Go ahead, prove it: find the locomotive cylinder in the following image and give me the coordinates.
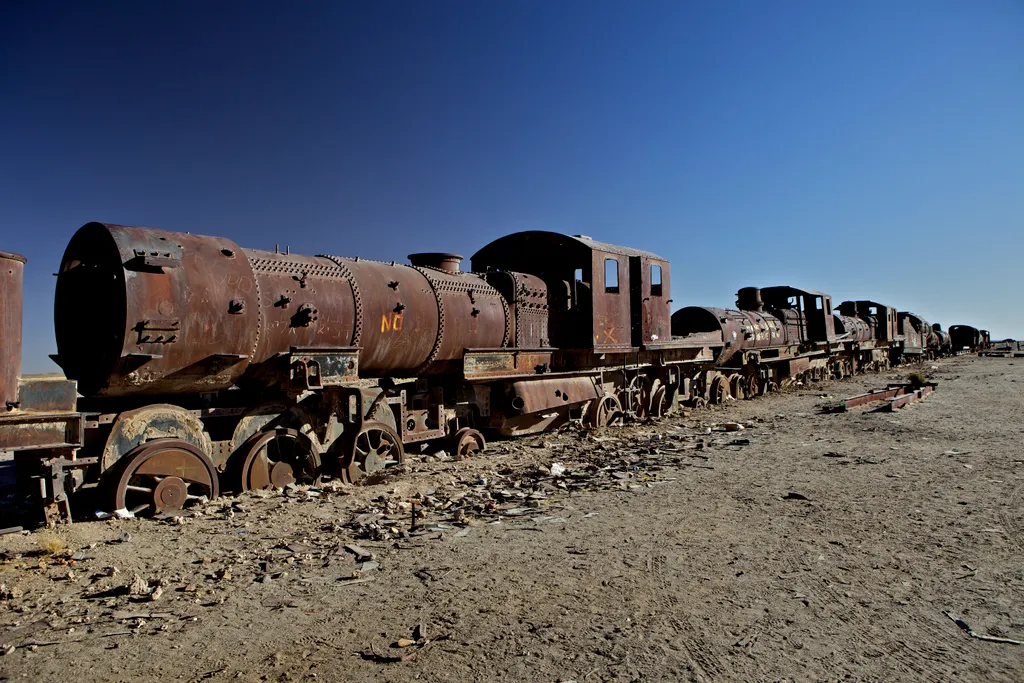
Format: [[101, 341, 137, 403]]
[[54, 223, 509, 396], [1, 250, 26, 410]]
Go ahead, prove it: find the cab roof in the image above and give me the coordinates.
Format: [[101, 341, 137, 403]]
[[471, 230, 666, 272]]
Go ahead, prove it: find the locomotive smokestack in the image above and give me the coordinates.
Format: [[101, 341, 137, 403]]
[[408, 252, 464, 273], [736, 287, 763, 312]]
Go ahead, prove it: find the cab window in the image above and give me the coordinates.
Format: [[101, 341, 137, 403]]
[[604, 258, 619, 294], [650, 264, 662, 296]]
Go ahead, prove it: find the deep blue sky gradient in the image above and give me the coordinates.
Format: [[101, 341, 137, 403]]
[[3, 1, 1022, 372]]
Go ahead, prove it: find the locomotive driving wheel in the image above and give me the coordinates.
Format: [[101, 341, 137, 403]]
[[729, 375, 746, 401], [237, 427, 321, 491], [587, 394, 624, 428], [110, 438, 219, 516], [647, 379, 668, 418], [741, 368, 761, 398], [452, 428, 486, 459], [708, 375, 730, 405], [618, 374, 651, 419], [341, 421, 405, 484]]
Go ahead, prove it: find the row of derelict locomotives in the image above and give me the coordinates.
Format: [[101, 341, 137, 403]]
[[0, 224, 992, 525]]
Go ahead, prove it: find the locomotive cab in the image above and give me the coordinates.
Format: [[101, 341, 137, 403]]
[[471, 231, 671, 351], [757, 286, 837, 343], [838, 300, 899, 342], [897, 312, 929, 352]]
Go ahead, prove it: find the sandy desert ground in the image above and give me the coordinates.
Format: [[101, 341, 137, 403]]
[[0, 354, 1022, 682]]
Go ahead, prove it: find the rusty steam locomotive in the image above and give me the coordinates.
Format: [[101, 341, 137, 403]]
[[0, 223, 989, 524]]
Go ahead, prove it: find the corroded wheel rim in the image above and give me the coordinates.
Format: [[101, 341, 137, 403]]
[[619, 374, 650, 419], [709, 375, 730, 405], [341, 421, 404, 484], [452, 428, 486, 459], [111, 438, 219, 516], [588, 394, 624, 428], [649, 384, 668, 418], [238, 428, 321, 491], [729, 375, 746, 401], [745, 373, 761, 398]]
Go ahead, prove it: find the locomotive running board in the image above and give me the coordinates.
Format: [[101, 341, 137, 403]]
[[823, 382, 937, 413]]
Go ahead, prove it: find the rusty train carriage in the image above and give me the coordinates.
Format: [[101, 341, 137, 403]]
[[0, 224, 978, 525], [949, 325, 991, 353]]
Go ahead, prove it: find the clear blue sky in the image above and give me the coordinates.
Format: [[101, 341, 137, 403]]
[[3, 1, 1022, 373]]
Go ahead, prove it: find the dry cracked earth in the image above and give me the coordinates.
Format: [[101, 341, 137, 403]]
[[0, 354, 1022, 682]]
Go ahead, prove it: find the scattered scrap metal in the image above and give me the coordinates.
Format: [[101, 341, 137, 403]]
[[822, 382, 937, 413], [341, 423, 754, 542]]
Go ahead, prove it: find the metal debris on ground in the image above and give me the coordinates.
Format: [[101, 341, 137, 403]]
[[338, 425, 736, 540], [823, 382, 938, 413]]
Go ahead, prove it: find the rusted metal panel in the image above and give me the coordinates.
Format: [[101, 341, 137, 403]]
[[787, 357, 811, 376], [244, 250, 358, 382], [16, 376, 78, 412], [630, 256, 671, 348], [1, 250, 26, 410], [0, 412, 84, 451], [509, 375, 602, 415], [289, 348, 359, 387], [592, 250, 633, 351], [463, 350, 554, 380]]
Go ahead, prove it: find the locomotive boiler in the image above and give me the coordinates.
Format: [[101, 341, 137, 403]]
[[54, 222, 508, 396]]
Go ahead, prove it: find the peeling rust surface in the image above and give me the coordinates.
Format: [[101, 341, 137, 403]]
[[0, 412, 83, 451], [1, 251, 25, 410], [101, 404, 212, 472], [509, 375, 602, 415]]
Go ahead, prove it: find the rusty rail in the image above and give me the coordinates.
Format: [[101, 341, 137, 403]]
[[883, 384, 935, 411], [824, 383, 937, 413]]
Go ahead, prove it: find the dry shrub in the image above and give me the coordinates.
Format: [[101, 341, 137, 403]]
[[906, 372, 927, 387], [37, 532, 65, 557]]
